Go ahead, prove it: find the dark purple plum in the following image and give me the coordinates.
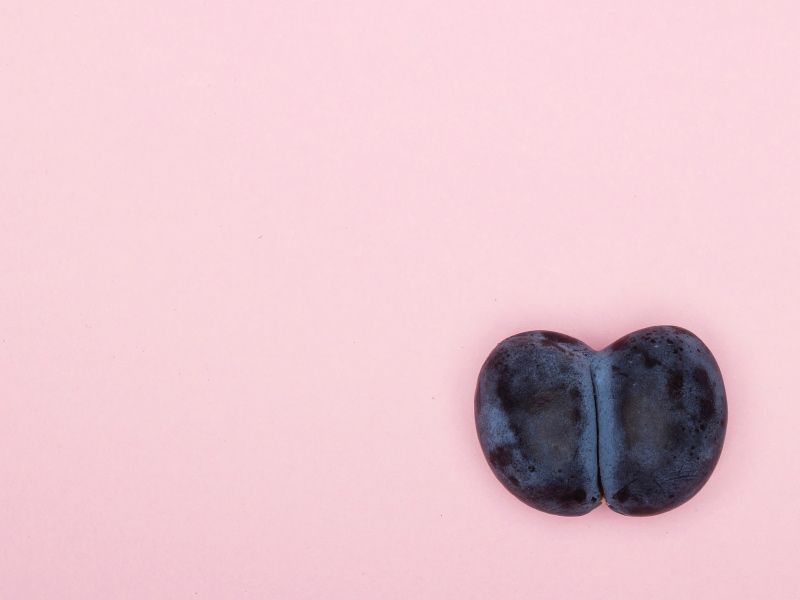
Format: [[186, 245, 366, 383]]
[[475, 326, 726, 517], [474, 331, 601, 516], [593, 326, 727, 516]]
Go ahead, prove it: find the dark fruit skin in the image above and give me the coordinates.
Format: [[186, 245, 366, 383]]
[[594, 326, 727, 516], [475, 326, 726, 517], [474, 331, 601, 516]]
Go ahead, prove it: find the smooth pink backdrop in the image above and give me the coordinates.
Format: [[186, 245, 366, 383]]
[[2, 2, 799, 598]]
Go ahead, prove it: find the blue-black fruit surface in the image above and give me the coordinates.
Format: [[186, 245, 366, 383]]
[[593, 326, 727, 516], [475, 331, 601, 516]]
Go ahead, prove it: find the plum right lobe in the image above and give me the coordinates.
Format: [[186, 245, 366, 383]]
[[594, 326, 727, 516]]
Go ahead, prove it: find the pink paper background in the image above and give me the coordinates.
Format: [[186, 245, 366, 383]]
[[2, 2, 799, 598]]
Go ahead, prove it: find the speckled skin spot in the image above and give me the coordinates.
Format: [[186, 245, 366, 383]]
[[475, 326, 726, 517]]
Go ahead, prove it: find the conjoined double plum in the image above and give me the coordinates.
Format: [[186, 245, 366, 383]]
[[474, 326, 726, 516]]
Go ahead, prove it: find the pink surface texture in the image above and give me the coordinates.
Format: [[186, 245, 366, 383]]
[[2, 2, 800, 598]]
